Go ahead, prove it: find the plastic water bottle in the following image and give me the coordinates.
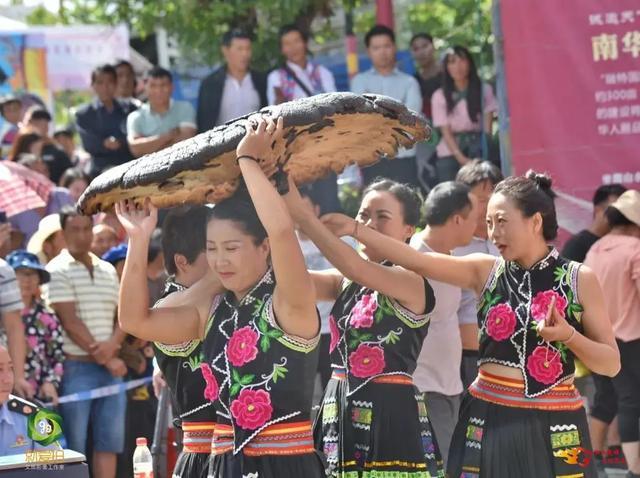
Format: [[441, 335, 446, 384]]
[[133, 437, 154, 478]]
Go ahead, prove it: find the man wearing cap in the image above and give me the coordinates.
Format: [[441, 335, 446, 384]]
[[0, 342, 62, 455], [584, 189, 640, 477], [6, 250, 64, 404], [27, 214, 66, 265], [23, 106, 73, 184], [0, 94, 22, 158]]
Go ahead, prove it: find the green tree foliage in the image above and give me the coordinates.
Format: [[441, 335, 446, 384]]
[[405, 0, 494, 77], [26, 0, 493, 73], [28, 0, 345, 69]]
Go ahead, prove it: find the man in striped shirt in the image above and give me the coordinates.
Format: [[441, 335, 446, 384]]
[[43, 206, 126, 478], [0, 256, 32, 398]]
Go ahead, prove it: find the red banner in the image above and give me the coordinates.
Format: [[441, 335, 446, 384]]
[[501, 0, 640, 236]]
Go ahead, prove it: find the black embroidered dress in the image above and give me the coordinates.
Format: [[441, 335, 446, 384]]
[[317, 273, 444, 478], [201, 269, 325, 478], [153, 279, 215, 478], [447, 248, 597, 477]]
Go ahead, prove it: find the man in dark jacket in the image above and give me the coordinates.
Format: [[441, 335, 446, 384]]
[[197, 29, 267, 133], [75, 64, 137, 177]]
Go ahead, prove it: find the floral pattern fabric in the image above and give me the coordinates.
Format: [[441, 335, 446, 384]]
[[478, 248, 584, 397], [201, 269, 319, 453], [20, 300, 64, 395], [318, 273, 444, 478], [152, 279, 213, 423], [330, 278, 433, 395]]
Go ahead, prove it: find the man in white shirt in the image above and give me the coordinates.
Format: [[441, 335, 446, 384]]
[[411, 181, 477, 465], [267, 24, 336, 105], [452, 160, 503, 389], [351, 24, 423, 188], [267, 24, 340, 215]]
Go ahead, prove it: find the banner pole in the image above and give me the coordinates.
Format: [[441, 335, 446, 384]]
[[492, 0, 513, 176]]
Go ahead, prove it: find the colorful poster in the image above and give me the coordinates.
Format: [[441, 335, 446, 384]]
[[34, 24, 130, 91], [500, 1, 640, 236], [0, 33, 48, 99], [0, 32, 49, 150]]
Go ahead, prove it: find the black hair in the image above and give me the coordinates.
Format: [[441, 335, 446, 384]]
[[362, 178, 422, 226], [91, 64, 117, 84], [410, 32, 434, 46], [161, 205, 209, 275], [493, 170, 558, 241], [114, 59, 134, 73], [222, 29, 252, 47], [365, 24, 396, 48], [59, 205, 83, 230], [146, 66, 172, 82], [208, 192, 267, 246], [59, 168, 89, 189], [279, 24, 308, 44], [442, 45, 482, 122], [456, 159, 503, 188], [27, 107, 52, 122], [423, 181, 472, 226], [7, 132, 43, 162], [604, 206, 635, 227], [592, 183, 627, 207]]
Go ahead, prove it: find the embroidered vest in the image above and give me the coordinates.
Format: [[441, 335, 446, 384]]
[[329, 273, 435, 396], [478, 248, 584, 397], [201, 269, 319, 453], [153, 279, 212, 423], [278, 62, 325, 101]]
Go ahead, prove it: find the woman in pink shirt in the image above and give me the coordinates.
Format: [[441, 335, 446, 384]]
[[584, 190, 640, 477], [431, 46, 498, 183]]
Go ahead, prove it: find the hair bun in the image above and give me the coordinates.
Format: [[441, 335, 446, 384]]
[[524, 169, 555, 198]]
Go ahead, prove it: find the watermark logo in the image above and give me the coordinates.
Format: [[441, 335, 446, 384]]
[[27, 409, 64, 446], [554, 447, 626, 468], [554, 447, 592, 467]]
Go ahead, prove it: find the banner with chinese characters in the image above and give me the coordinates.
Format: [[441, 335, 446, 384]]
[[500, 0, 640, 236], [36, 24, 130, 91]]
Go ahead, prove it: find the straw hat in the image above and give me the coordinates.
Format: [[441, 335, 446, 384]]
[[609, 189, 640, 227], [27, 214, 62, 263]]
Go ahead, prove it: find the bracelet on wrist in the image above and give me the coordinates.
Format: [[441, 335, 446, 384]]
[[562, 326, 577, 345], [236, 155, 260, 164]]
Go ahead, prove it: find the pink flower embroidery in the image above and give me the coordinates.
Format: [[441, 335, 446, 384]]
[[526, 346, 563, 385], [230, 389, 273, 430], [40, 313, 57, 330], [329, 315, 340, 353], [485, 303, 517, 341], [348, 344, 385, 378], [226, 326, 259, 367], [53, 363, 63, 376], [200, 363, 219, 402], [349, 294, 377, 329], [26, 335, 38, 350], [530, 290, 567, 322]]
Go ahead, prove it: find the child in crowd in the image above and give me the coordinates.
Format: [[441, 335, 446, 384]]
[[6, 250, 64, 404]]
